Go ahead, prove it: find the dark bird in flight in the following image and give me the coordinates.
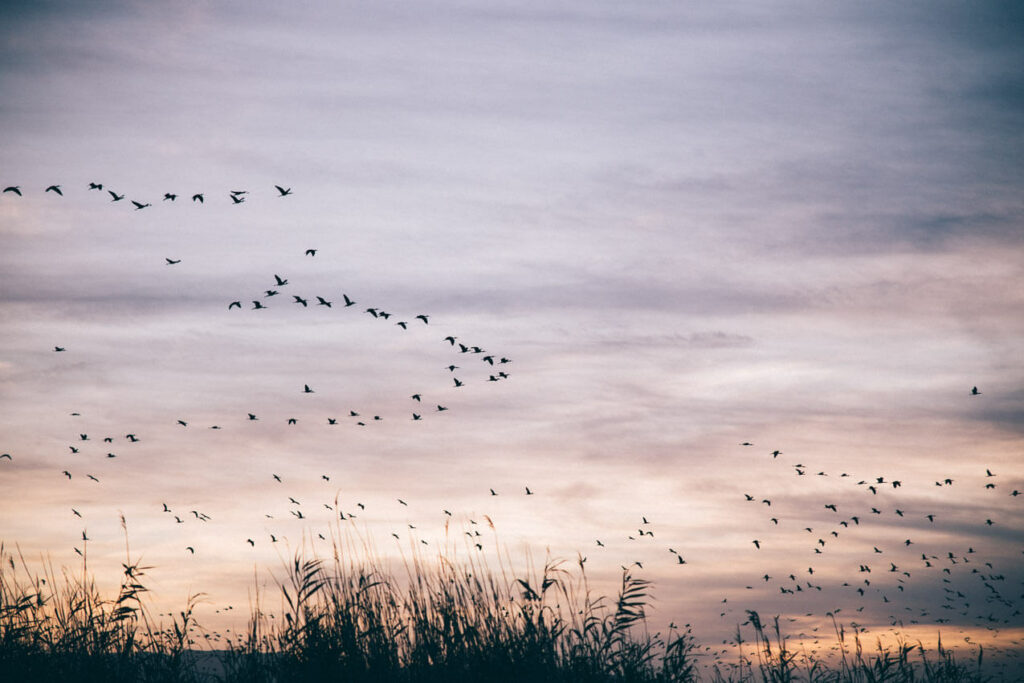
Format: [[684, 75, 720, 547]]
[[230, 193, 245, 204], [436, 405, 448, 412], [525, 486, 533, 495], [252, 301, 266, 309], [752, 540, 760, 549], [446, 365, 459, 372], [342, 294, 356, 307], [265, 290, 278, 297], [398, 499, 408, 506], [54, 346, 65, 352], [275, 185, 292, 196], [416, 315, 429, 324], [303, 384, 314, 393], [365, 308, 379, 317], [163, 193, 177, 201], [109, 191, 125, 202], [740, 442, 753, 446], [293, 295, 308, 307], [162, 503, 171, 512], [986, 469, 995, 477], [87, 474, 99, 482], [305, 249, 316, 256], [72, 508, 81, 517], [247, 539, 255, 546], [230, 190, 248, 196], [396, 321, 407, 329], [274, 274, 288, 286], [411, 394, 421, 401], [412, 413, 421, 420], [288, 418, 297, 424], [247, 413, 258, 420], [88, 182, 103, 190], [186, 547, 195, 554], [316, 296, 332, 307], [3, 186, 22, 195], [490, 488, 498, 496], [166, 258, 181, 265], [444, 336, 457, 345], [0, 453, 10, 460], [192, 193, 204, 203], [63, 470, 71, 479], [132, 201, 151, 210], [328, 418, 337, 425], [273, 474, 281, 482], [46, 185, 63, 195], [971, 386, 980, 396], [177, 420, 187, 427], [228, 301, 241, 309], [453, 378, 464, 387]]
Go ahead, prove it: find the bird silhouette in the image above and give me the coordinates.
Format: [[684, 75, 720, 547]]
[[166, 258, 181, 265], [342, 294, 356, 307], [3, 186, 22, 196], [54, 346, 65, 352], [192, 193, 204, 203], [228, 301, 241, 309], [88, 182, 102, 190], [316, 296, 332, 307], [971, 386, 981, 395], [252, 301, 266, 309], [108, 191, 125, 202], [293, 295, 308, 307], [132, 201, 151, 210], [45, 185, 63, 196], [229, 193, 245, 204], [274, 274, 288, 286], [305, 249, 316, 256], [275, 185, 293, 196], [416, 315, 429, 324], [303, 384, 314, 393], [163, 193, 177, 201]]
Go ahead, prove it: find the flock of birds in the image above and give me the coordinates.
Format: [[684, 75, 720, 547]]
[[2, 181, 1021, 675], [2, 182, 292, 209]]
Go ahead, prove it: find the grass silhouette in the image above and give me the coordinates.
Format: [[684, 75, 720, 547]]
[[0, 522, 997, 682]]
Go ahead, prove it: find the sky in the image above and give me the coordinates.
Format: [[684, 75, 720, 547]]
[[1, 0, 1023, 673]]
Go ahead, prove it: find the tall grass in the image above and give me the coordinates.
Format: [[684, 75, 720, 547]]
[[0, 525, 1005, 682]]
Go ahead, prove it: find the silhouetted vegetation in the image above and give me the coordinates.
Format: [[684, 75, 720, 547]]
[[0, 533, 999, 682]]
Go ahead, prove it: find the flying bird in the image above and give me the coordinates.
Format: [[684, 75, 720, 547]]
[[166, 258, 181, 265], [163, 193, 177, 201], [192, 193, 204, 203], [252, 301, 266, 309], [230, 193, 245, 204], [228, 301, 241, 309], [45, 185, 63, 195], [303, 384, 314, 393], [342, 294, 356, 307], [316, 296, 332, 307], [416, 315, 429, 324], [305, 249, 317, 256], [971, 386, 981, 396], [3, 186, 22, 196], [275, 185, 292, 196], [274, 274, 288, 286], [108, 191, 125, 202], [54, 346, 65, 352], [132, 201, 151, 210], [293, 295, 308, 307], [88, 182, 103, 190]]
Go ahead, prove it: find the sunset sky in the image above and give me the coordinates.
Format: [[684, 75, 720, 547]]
[[1, 0, 1022, 672]]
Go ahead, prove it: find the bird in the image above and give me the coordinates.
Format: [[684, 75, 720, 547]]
[[412, 414, 421, 420], [971, 386, 981, 396], [247, 413, 258, 420], [342, 294, 356, 307], [132, 201, 151, 210], [436, 405, 448, 412], [3, 186, 22, 195], [490, 488, 498, 496], [45, 185, 63, 195], [62, 470, 72, 479], [0, 453, 10, 460], [396, 321, 407, 329], [177, 419, 188, 427], [525, 486, 533, 495], [108, 191, 125, 202], [316, 296, 332, 307], [288, 418, 297, 425], [273, 474, 281, 482], [305, 249, 316, 256], [163, 193, 177, 201], [293, 295, 308, 307], [54, 346, 65, 352], [252, 301, 266, 309], [228, 301, 241, 309], [752, 540, 761, 549], [275, 185, 292, 196], [165, 258, 181, 265], [230, 193, 245, 204], [71, 508, 81, 517], [365, 308, 379, 317], [274, 274, 288, 286], [303, 384, 314, 394], [398, 499, 408, 506], [186, 547, 195, 554], [416, 315, 429, 324], [88, 182, 103, 190], [247, 539, 255, 546], [411, 394, 421, 401], [453, 378, 464, 387], [192, 193, 204, 203]]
